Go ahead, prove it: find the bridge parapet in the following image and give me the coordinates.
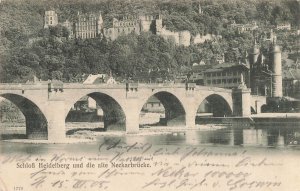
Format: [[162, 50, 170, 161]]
[[194, 85, 232, 93], [0, 83, 48, 90], [63, 83, 126, 89]]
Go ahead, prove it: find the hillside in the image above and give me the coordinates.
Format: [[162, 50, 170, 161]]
[[0, 0, 299, 82]]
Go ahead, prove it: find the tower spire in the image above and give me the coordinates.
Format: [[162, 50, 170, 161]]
[[198, 2, 203, 14]]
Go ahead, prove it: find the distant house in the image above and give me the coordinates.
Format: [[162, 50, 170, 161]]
[[229, 21, 258, 33], [276, 23, 291, 30], [142, 96, 164, 113], [83, 74, 106, 84], [203, 62, 250, 89], [82, 74, 118, 85]]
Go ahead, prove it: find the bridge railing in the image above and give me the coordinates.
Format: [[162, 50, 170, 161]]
[[0, 83, 48, 90], [0, 82, 233, 93]]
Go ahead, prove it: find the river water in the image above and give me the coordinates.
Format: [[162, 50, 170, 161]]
[[1, 123, 300, 155], [1, 122, 300, 191]]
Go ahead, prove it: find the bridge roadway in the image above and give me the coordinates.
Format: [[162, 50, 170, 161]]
[[0, 82, 266, 142]]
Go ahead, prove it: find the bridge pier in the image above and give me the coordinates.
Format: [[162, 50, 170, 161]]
[[47, 100, 66, 142], [232, 86, 251, 117], [124, 100, 140, 134], [185, 98, 196, 128], [255, 100, 262, 114], [185, 112, 196, 128]]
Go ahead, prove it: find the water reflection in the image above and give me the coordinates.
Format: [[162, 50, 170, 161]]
[[1, 124, 300, 154]]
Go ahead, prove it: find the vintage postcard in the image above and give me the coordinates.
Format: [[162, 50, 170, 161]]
[[0, 0, 300, 190]]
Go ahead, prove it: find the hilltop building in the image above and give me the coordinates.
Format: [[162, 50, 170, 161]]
[[103, 14, 156, 41], [43, 10, 220, 46], [276, 23, 291, 30], [44, 10, 58, 28], [74, 12, 103, 39], [44, 10, 103, 39], [61, 20, 73, 37], [229, 21, 258, 33], [103, 14, 194, 46]]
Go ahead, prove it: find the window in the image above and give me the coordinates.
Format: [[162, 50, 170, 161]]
[[222, 72, 226, 76], [228, 79, 233, 83], [233, 79, 238, 83], [50, 17, 52, 20], [217, 79, 221, 84], [212, 80, 216, 84], [207, 80, 211, 84], [217, 72, 221, 76], [222, 79, 226, 83], [212, 73, 216, 77]]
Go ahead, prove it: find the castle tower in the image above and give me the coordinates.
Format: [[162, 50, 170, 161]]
[[155, 14, 163, 35], [270, 38, 283, 97], [249, 40, 260, 93], [97, 12, 103, 35], [44, 10, 58, 28]]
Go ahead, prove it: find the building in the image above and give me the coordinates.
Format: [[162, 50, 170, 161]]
[[282, 69, 300, 98], [74, 12, 103, 39], [276, 23, 291, 30], [44, 10, 58, 28], [249, 35, 283, 97], [43, 10, 219, 46], [103, 14, 162, 41], [83, 74, 116, 84], [193, 33, 221, 44], [103, 15, 142, 41], [203, 63, 250, 89], [142, 96, 164, 113], [103, 14, 193, 46], [61, 20, 73, 38], [229, 21, 258, 33], [157, 27, 191, 46], [44, 10, 103, 39]]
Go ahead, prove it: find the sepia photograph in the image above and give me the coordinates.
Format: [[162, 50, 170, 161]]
[[0, 0, 299, 190]]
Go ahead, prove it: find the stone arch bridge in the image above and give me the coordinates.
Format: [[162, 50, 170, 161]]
[[0, 82, 266, 142]]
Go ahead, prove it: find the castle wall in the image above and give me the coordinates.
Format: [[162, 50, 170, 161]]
[[194, 34, 213, 44], [179, 31, 191, 46]]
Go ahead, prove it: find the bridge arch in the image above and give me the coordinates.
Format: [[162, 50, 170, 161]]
[[65, 91, 126, 131], [196, 93, 232, 117], [0, 93, 48, 140], [138, 91, 186, 127]]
